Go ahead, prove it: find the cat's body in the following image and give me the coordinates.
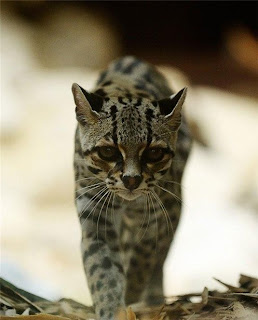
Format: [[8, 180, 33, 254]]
[[72, 56, 191, 320]]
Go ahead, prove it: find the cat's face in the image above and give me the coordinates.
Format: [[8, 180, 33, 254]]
[[72, 84, 186, 201]]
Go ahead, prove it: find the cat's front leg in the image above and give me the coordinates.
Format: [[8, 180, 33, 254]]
[[81, 219, 125, 320]]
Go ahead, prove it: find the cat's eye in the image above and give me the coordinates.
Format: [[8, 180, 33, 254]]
[[97, 146, 120, 161], [144, 148, 165, 162]]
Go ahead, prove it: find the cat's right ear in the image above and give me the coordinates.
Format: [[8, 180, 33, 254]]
[[72, 83, 103, 125]]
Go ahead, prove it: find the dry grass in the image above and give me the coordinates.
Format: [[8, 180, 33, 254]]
[[1, 274, 257, 320]]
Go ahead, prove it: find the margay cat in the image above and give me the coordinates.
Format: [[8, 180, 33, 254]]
[[72, 56, 191, 320]]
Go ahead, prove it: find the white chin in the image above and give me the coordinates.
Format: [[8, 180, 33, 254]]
[[117, 191, 142, 201]]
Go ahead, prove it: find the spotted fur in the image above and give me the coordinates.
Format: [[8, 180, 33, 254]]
[[72, 56, 191, 319]]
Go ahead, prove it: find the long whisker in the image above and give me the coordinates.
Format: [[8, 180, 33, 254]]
[[104, 192, 114, 239], [150, 190, 174, 236], [149, 192, 158, 253], [76, 181, 105, 193], [159, 179, 186, 192], [136, 194, 148, 238], [138, 193, 151, 242], [81, 188, 109, 227], [96, 190, 111, 241], [75, 183, 105, 201], [155, 184, 183, 205], [75, 176, 101, 183], [79, 187, 107, 219]]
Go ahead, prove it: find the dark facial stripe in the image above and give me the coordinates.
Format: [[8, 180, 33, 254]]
[[110, 105, 118, 145], [145, 108, 154, 145], [88, 166, 102, 175]]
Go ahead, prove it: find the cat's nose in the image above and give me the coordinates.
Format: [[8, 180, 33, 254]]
[[122, 175, 143, 191]]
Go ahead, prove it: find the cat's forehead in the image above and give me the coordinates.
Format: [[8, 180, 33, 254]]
[[104, 97, 159, 144]]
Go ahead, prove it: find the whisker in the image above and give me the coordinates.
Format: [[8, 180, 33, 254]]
[[159, 179, 186, 192], [75, 183, 105, 201], [105, 192, 114, 240], [76, 181, 105, 193], [79, 187, 107, 219], [75, 176, 101, 183], [150, 190, 174, 236], [96, 190, 111, 241], [136, 194, 148, 238], [138, 193, 151, 242], [155, 184, 183, 206], [81, 188, 109, 227], [149, 192, 158, 253]]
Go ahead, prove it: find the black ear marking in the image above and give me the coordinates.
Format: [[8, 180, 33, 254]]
[[72, 83, 102, 125], [79, 86, 104, 113], [158, 88, 187, 116]]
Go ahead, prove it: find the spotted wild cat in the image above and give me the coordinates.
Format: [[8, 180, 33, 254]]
[[72, 56, 191, 320]]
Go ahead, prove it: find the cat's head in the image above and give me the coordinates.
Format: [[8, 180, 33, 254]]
[[72, 83, 187, 201]]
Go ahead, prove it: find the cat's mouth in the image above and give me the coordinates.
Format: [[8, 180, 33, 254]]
[[111, 188, 148, 201]]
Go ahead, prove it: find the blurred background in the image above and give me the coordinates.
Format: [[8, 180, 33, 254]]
[[1, 1, 258, 306]]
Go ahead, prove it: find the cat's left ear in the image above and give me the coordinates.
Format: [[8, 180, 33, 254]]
[[158, 87, 187, 130], [72, 83, 103, 125]]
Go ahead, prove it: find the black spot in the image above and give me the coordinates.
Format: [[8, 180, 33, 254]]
[[100, 273, 105, 279], [114, 60, 123, 72], [145, 108, 154, 121], [102, 257, 112, 269], [100, 309, 104, 317], [152, 101, 158, 107], [123, 60, 140, 74], [143, 72, 153, 83], [158, 169, 168, 175], [134, 246, 144, 254], [142, 239, 153, 246], [103, 80, 112, 86], [91, 284, 95, 294], [88, 166, 102, 175], [106, 230, 117, 239], [114, 262, 124, 274], [104, 97, 110, 102], [96, 280, 103, 291], [97, 71, 107, 85], [134, 98, 142, 107], [88, 242, 104, 255], [118, 97, 127, 105], [94, 88, 107, 97], [83, 150, 90, 156], [137, 92, 149, 98], [89, 263, 99, 276], [108, 279, 117, 288], [125, 93, 132, 99], [130, 257, 138, 267], [138, 273, 144, 282], [122, 243, 130, 251], [135, 83, 145, 90]]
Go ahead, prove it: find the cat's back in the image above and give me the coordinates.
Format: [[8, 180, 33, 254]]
[[95, 56, 173, 100]]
